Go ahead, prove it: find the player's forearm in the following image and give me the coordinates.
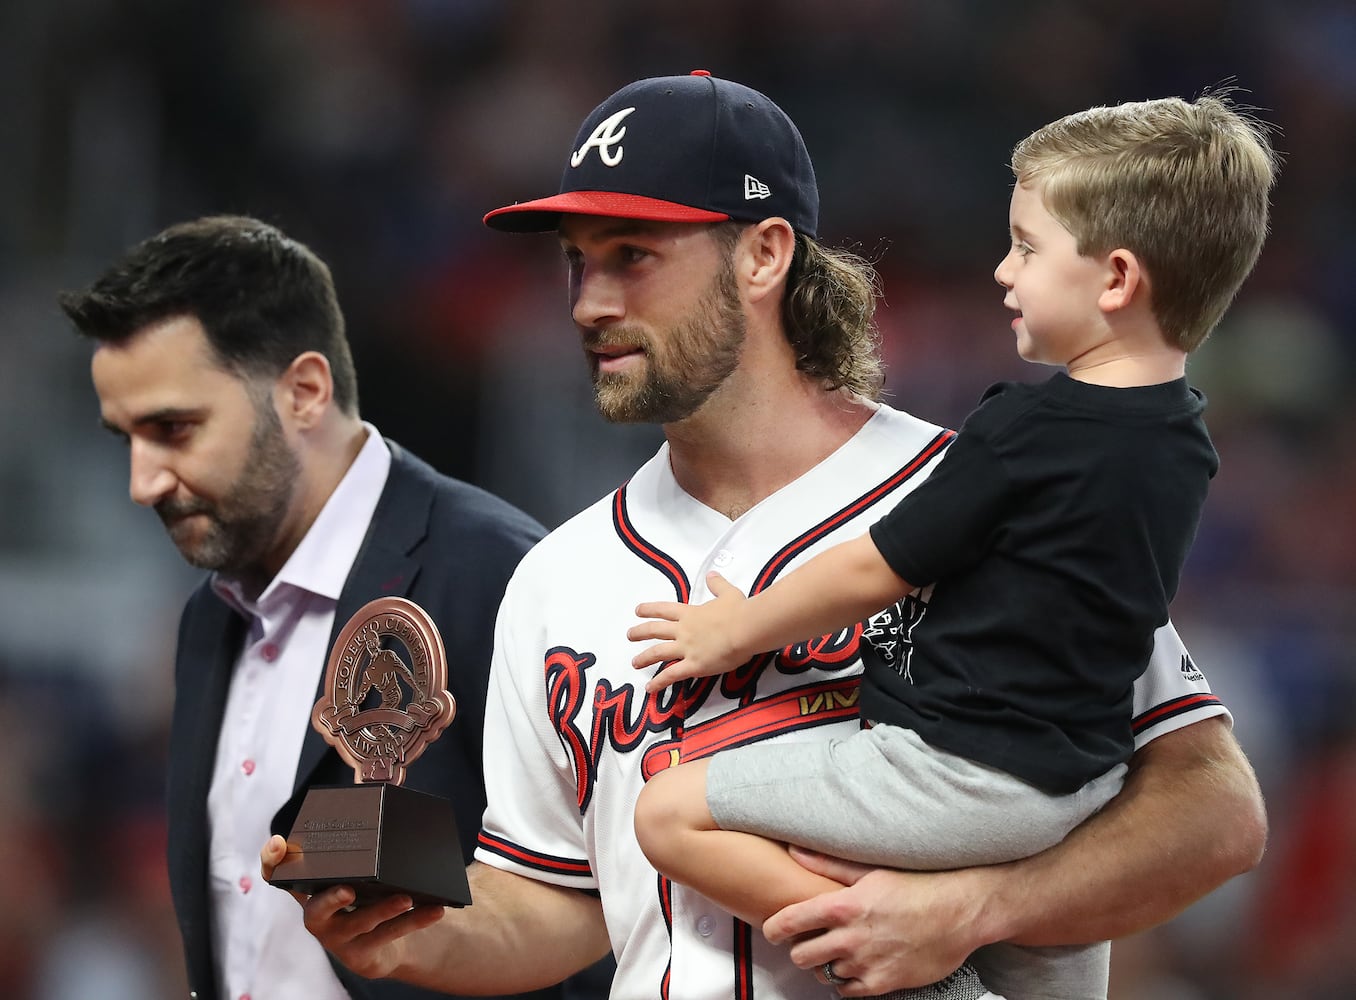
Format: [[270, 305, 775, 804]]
[[740, 535, 908, 657], [392, 862, 612, 992], [969, 716, 1266, 948]]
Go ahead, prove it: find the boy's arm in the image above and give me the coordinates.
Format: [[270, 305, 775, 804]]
[[631, 533, 909, 689], [762, 716, 1265, 991]]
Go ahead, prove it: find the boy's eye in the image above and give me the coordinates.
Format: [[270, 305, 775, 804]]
[[1015, 242, 1034, 257]]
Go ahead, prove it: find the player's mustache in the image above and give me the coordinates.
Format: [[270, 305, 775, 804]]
[[583, 327, 651, 353]]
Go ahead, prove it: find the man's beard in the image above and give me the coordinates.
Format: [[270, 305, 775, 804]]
[[589, 259, 746, 424], [155, 401, 301, 578]]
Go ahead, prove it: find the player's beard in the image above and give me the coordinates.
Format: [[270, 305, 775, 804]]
[[589, 258, 746, 424], [154, 396, 301, 581]]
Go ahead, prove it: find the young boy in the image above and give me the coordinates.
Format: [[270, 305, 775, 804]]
[[628, 93, 1277, 999]]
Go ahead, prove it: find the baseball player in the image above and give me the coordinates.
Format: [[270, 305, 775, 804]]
[[264, 72, 1263, 1000], [625, 93, 1277, 1000]]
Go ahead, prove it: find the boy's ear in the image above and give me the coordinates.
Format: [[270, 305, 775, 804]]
[[1098, 248, 1144, 314]]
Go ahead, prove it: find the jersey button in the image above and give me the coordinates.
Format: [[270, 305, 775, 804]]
[[696, 915, 715, 937], [713, 549, 734, 569]]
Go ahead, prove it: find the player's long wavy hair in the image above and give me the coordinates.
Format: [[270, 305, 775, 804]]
[[713, 223, 885, 401], [784, 235, 886, 400]]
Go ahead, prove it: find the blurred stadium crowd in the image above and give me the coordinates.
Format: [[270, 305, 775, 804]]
[[1, 1, 1352, 997]]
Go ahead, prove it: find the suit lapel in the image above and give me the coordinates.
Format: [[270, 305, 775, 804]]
[[168, 593, 246, 997], [288, 444, 431, 798]]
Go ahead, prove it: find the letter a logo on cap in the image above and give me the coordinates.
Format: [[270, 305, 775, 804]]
[[571, 107, 636, 168]]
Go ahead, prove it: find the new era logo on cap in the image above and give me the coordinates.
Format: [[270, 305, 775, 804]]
[[485, 70, 819, 238]]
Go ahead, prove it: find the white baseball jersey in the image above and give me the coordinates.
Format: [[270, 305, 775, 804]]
[[476, 404, 1229, 1000]]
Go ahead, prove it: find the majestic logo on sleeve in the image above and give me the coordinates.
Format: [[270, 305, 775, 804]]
[[571, 107, 636, 168], [1179, 653, 1204, 682]]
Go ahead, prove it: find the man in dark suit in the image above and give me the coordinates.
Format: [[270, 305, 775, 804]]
[[61, 215, 613, 1000]]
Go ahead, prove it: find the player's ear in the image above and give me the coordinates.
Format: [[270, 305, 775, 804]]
[[1098, 248, 1144, 314], [278, 351, 335, 430], [740, 218, 796, 305]]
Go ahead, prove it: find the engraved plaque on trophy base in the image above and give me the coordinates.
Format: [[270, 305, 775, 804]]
[[269, 782, 472, 907]]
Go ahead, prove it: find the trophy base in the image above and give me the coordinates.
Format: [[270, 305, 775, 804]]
[[266, 783, 472, 907]]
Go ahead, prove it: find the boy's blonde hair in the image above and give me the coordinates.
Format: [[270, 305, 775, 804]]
[[1011, 93, 1279, 352]]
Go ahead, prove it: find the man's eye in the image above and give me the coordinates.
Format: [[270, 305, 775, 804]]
[[620, 246, 649, 263]]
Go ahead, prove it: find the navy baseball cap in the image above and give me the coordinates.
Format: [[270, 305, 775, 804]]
[[484, 71, 819, 239]]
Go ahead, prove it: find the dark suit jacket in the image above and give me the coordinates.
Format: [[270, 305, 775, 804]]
[[166, 440, 613, 1000]]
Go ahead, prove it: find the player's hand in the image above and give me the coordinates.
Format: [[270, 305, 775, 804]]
[[260, 835, 444, 980], [628, 572, 751, 690], [763, 847, 989, 993]]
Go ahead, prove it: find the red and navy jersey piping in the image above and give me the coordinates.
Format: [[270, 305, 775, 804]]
[[752, 428, 954, 594], [614, 483, 691, 603], [1132, 692, 1222, 735], [476, 831, 592, 878]]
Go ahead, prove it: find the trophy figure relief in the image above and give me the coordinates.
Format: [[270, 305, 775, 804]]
[[314, 603, 455, 785]]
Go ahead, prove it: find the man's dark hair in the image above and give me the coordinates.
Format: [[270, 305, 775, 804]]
[[59, 214, 359, 414]]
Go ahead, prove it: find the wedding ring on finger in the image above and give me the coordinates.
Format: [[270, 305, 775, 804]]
[[823, 962, 848, 986]]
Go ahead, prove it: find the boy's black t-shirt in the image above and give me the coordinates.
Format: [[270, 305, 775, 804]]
[[865, 372, 1218, 793]]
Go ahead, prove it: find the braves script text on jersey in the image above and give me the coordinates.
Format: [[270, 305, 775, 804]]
[[475, 405, 1229, 1000]]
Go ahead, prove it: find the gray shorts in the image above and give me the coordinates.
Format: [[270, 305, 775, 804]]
[[707, 725, 1125, 999], [706, 723, 1125, 870], [705, 727, 1117, 998]]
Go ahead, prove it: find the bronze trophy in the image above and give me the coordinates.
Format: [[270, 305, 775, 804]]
[[266, 596, 473, 906]]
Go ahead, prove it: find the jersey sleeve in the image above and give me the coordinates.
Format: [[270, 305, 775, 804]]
[[474, 567, 598, 890], [869, 424, 1012, 585], [1131, 620, 1231, 749]]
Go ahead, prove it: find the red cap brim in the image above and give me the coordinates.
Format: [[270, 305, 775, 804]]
[[483, 191, 731, 232]]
